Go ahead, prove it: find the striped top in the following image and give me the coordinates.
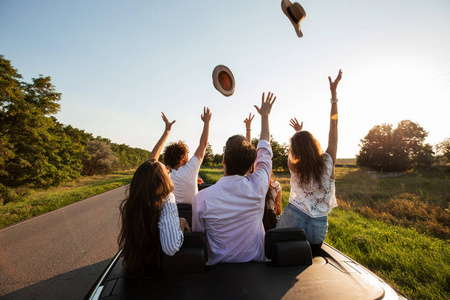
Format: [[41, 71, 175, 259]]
[[158, 193, 184, 256]]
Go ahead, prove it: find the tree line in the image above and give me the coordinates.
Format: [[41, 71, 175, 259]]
[[2, 55, 448, 202], [201, 137, 290, 172], [0, 55, 149, 203], [357, 120, 449, 172]]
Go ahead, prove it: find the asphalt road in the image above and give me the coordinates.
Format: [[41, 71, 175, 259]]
[[0, 185, 128, 300]]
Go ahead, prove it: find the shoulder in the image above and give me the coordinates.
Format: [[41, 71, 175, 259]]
[[165, 193, 176, 204], [322, 152, 333, 164], [321, 153, 334, 173], [184, 156, 201, 171], [162, 193, 177, 212]]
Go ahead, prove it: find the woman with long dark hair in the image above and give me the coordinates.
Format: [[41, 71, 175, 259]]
[[118, 113, 189, 274], [277, 70, 342, 248]]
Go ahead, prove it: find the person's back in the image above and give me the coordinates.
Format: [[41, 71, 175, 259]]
[[164, 142, 201, 205], [193, 93, 276, 265], [277, 70, 342, 247], [164, 107, 212, 205]]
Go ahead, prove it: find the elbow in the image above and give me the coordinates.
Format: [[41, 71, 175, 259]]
[[163, 247, 179, 256], [162, 240, 183, 256]]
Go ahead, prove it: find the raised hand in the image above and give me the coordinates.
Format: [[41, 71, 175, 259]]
[[289, 118, 303, 132], [243, 113, 255, 129], [328, 69, 343, 99], [161, 112, 176, 131], [201, 107, 212, 123], [254, 92, 276, 116]]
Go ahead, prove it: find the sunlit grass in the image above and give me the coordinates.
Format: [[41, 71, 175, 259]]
[[0, 170, 135, 229], [327, 208, 450, 300]]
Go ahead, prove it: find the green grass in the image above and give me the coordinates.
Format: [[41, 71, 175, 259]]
[[327, 208, 450, 300], [198, 166, 224, 184], [0, 171, 134, 229], [335, 168, 450, 240]]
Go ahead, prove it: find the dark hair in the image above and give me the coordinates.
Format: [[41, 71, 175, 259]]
[[263, 172, 277, 231], [289, 131, 326, 188], [163, 141, 189, 169], [118, 159, 174, 274], [224, 135, 257, 176]]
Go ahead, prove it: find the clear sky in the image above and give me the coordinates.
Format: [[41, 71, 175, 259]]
[[1, 0, 449, 158]]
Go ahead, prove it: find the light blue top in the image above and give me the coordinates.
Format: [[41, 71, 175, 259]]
[[158, 193, 184, 256]]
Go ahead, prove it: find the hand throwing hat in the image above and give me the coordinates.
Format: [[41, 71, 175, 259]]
[[212, 65, 235, 97], [281, 0, 306, 38]]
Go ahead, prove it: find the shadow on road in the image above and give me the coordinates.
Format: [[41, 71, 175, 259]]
[[2, 259, 111, 300]]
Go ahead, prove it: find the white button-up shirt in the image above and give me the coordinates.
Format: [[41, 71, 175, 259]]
[[192, 140, 273, 265]]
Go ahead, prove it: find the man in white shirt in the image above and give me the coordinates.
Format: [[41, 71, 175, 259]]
[[163, 107, 212, 205], [192, 93, 276, 265]]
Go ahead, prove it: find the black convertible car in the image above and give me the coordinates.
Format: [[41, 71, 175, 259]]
[[85, 185, 408, 300]]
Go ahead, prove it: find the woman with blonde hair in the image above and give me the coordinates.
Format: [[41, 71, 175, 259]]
[[118, 113, 189, 274], [277, 70, 342, 248]]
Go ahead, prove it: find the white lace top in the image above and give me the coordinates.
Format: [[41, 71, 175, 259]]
[[288, 152, 337, 217]]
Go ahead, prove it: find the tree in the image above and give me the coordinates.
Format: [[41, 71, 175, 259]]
[[213, 154, 223, 166], [251, 136, 289, 171], [83, 140, 119, 175], [201, 143, 214, 166], [0, 56, 64, 188], [357, 120, 434, 172], [435, 138, 450, 165], [110, 143, 149, 169]]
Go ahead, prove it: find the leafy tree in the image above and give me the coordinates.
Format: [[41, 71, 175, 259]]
[[0, 55, 65, 188], [357, 120, 434, 172], [83, 140, 119, 175], [435, 138, 450, 165], [251, 136, 289, 171], [110, 143, 149, 169], [201, 143, 214, 166], [213, 154, 223, 166]]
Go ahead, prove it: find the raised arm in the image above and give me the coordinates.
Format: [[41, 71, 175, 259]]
[[243, 113, 255, 142], [149, 112, 175, 160], [193, 107, 212, 163], [254, 92, 276, 142], [325, 69, 342, 179], [289, 118, 303, 132]]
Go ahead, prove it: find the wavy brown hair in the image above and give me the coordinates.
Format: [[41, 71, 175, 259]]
[[118, 159, 174, 274], [289, 131, 326, 188], [163, 141, 189, 169]]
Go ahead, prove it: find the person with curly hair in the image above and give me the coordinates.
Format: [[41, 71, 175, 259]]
[[163, 107, 212, 205]]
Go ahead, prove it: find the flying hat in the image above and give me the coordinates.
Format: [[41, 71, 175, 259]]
[[212, 65, 235, 97], [281, 0, 306, 38]]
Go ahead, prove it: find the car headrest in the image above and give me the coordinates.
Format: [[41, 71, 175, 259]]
[[161, 232, 207, 275], [265, 227, 312, 266], [177, 204, 193, 228]]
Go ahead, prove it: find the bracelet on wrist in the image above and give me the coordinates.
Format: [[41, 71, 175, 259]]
[[246, 128, 251, 131], [330, 98, 338, 103]]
